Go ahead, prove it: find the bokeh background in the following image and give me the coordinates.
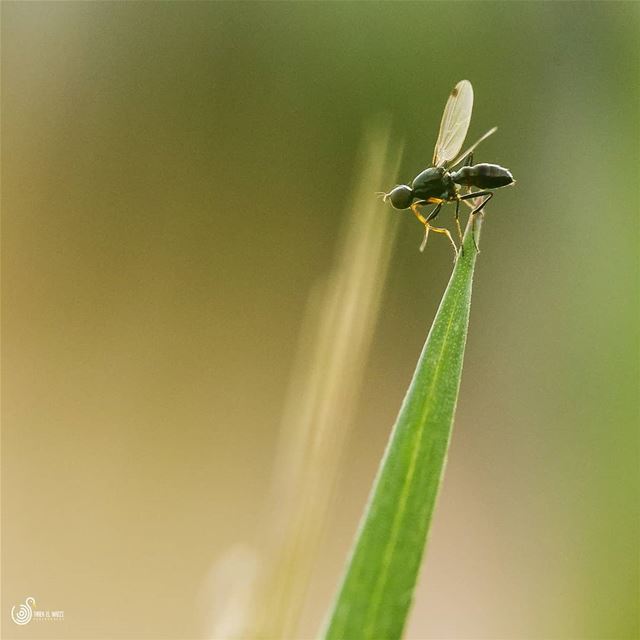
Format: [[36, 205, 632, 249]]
[[2, 2, 638, 639]]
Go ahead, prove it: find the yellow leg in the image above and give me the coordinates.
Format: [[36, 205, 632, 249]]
[[428, 225, 459, 261], [411, 202, 458, 259], [412, 202, 433, 253], [410, 202, 428, 225], [419, 224, 430, 252]]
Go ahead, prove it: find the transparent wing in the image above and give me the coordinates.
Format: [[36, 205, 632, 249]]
[[433, 79, 474, 167], [448, 127, 498, 169]]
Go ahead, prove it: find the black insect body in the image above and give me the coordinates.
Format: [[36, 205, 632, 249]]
[[412, 167, 454, 202], [449, 163, 514, 190], [381, 80, 515, 257]]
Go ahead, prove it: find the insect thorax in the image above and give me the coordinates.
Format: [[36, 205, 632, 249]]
[[411, 167, 454, 201]]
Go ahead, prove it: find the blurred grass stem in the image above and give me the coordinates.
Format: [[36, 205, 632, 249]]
[[254, 123, 402, 639]]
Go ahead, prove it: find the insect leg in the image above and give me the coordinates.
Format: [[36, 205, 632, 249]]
[[471, 193, 493, 252], [421, 202, 444, 253], [454, 198, 464, 248], [415, 201, 457, 259], [454, 154, 476, 250], [413, 201, 457, 258], [419, 224, 430, 252], [426, 202, 443, 222], [468, 191, 493, 216], [413, 202, 448, 255], [410, 200, 429, 225], [426, 225, 459, 261], [458, 190, 493, 253], [459, 189, 493, 211], [411, 201, 432, 252]]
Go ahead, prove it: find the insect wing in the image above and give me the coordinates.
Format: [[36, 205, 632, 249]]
[[433, 80, 474, 167], [448, 127, 498, 169]]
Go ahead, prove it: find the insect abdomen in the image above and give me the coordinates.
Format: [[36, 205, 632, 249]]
[[451, 163, 514, 189]]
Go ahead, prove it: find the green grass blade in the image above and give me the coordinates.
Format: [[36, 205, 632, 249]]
[[322, 218, 482, 640]]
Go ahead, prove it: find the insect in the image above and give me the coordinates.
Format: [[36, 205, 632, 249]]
[[380, 79, 514, 257]]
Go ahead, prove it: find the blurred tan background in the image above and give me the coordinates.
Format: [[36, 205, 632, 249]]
[[2, 2, 638, 639]]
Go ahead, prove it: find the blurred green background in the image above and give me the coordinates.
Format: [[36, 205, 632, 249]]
[[2, 2, 638, 639]]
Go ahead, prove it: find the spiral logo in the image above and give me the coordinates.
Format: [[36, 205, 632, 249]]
[[11, 596, 35, 625]]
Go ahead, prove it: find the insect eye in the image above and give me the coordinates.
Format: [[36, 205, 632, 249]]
[[387, 185, 413, 210]]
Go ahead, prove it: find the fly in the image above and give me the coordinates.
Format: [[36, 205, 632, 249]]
[[380, 80, 515, 258]]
